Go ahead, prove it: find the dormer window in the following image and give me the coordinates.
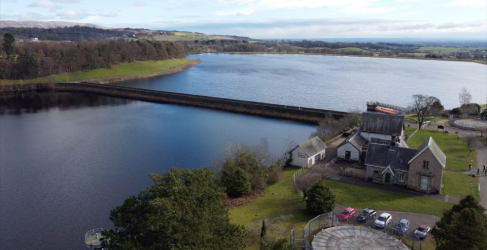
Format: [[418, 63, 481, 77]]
[[423, 160, 429, 169]]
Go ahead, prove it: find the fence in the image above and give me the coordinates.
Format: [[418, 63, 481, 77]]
[[290, 213, 334, 249], [292, 212, 429, 250]]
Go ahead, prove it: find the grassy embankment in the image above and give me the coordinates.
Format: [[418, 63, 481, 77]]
[[407, 129, 478, 198], [230, 167, 453, 249], [403, 115, 448, 125], [417, 46, 486, 53], [0, 58, 197, 85]]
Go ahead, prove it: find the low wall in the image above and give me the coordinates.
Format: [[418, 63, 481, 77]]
[[449, 118, 482, 131], [53, 82, 347, 124]]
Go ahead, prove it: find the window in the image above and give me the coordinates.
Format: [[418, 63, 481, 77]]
[[373, 170, 379, 178], [423, 160, 429, 169], [298, 152, 306, 158], [398, 173, 405, 182]]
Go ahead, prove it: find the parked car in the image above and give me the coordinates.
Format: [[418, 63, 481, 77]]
[[357, 208, 376, 222], [414, 225, 431, 240], [374, 212, 392, 228], [394, 218, 410, 235], [339, 207, 356, 221]]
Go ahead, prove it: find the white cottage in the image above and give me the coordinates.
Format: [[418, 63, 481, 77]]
[[359, 112, 406, 146], [337, 132, 367, 162], [289, 136, 327, 168]]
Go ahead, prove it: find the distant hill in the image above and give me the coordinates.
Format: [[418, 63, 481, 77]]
[[0, 20, 108, 29]]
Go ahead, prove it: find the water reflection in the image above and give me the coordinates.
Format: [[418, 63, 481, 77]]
[[0, 90, 133, 115]]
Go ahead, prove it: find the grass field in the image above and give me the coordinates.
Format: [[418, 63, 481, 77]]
[[442, 171, 478, 198], [417, 46, 485, 53], [404, 115, 448, 124], [323, 180, 453, 217], [405, 127, 417, 139], [140, 31, 235, 42], [0, 59, 194, 85], [230, 167, 454, 248]]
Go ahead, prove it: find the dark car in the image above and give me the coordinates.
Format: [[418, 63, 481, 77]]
[[394, 218, 410, 235], [414, 225, 431, 240], [339, 207, 356, 221], [357, 208, 376, 222]]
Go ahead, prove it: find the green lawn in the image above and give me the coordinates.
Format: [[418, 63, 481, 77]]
[[442, 171, 478, 198], [407, 129, 476, 171], [230, 167, 454, 248], [404, 127, 417, 140], [323, 180, 453, 217], [404, 115, 448, 124], [0, 59, 194, 85]]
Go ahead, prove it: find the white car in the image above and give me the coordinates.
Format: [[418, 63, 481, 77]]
[[374, 212, 392, 228]]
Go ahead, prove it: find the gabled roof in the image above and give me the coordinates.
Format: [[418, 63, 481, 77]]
[[291, 136, 327, 157], [365, 144, 418, 170], [408, 137, 447, 168], [337, 133, 367, 151], [359, 112, 405, 136]]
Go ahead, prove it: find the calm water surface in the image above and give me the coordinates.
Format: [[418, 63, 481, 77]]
[[119, 54, 487, 111], [0, 92, 315, 249], [1, 54, 486, 249]]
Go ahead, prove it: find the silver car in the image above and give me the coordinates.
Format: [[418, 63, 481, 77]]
[[374, 212, 391, 228]]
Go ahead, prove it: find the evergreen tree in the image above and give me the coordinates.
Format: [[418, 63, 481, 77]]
[[104, 168, 247, 250], [226, 167, 251, 196], [431, 195, 487, 250], [305, 180, 335, 215], [16, 53, 39, 79], [2, 33, 15, 59]]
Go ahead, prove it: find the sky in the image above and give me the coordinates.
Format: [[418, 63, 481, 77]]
[[0, 0, 486, 39]]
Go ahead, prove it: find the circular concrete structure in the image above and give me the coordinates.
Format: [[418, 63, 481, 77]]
[[312, 226, 408, 250]]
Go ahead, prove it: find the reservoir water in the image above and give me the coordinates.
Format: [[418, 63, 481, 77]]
[[119, 54, 487, 111], [0, 54, 485, 249]]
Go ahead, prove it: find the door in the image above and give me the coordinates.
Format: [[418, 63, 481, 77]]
[[420, 176, 428, 190], [385, 173, 391, 184], [345, 151, 351, 160], [308, 159, 312, 168]]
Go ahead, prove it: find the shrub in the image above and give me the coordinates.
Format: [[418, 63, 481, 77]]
[[305, 180, 336, 215], [450, 107, 462, 115], [225, 167, 251, 197]]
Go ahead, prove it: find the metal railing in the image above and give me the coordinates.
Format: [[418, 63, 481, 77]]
[[290, 213, 334, 249]]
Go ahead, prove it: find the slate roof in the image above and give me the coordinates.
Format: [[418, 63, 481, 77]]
[[409, 137, 447, 168], [293, 136, 327, 157], [365, 144, 418, 171], [337, 133, 367, 151], [359, 112, 405, 136]]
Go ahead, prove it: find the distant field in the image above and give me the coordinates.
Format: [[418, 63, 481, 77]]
[[417, 46, 486, 53], [140, 31, 235, 42]]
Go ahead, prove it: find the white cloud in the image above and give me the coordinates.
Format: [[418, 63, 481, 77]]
[[134, 1, 148, 7], [101, 12, 117, 18], [237, 11, 252, 17], [57, 10, 89, 19], [53, 0, 80, 2], [214, 0, 381, 16], [447, 0, 486, 7], [29, 0, 58, 8]]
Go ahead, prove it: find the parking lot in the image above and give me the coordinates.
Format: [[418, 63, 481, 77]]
[[333, 204, 439, 241]]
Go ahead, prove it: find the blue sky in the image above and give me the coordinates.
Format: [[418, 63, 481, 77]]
[[1, 0, 486, 39]]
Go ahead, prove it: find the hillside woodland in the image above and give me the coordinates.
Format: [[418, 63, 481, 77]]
[[0, 34, 187, 80]]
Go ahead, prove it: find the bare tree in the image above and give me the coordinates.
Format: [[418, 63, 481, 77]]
[[455, 131, 459, 139], [463, 135, 475, 156], [310, 116, 340, 141], [480, 127, 487, 138], [296, 174, 320, 201], [459, 88, 472, 114], [410, 94, 439, 130]]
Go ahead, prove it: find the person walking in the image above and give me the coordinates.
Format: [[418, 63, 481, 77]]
[[477, 168, 480, 175]]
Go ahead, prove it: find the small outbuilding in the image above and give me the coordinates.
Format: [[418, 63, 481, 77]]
[[289, 136, 327, 168], [337, 132, 367, 162]]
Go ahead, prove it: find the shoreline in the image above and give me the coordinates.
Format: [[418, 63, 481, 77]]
[[0, 59, 202, 86], [89, 59, 201, 84], [192, 52, 487, 65]]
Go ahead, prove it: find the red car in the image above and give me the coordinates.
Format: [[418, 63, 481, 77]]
[[339, 207, 356, 221]]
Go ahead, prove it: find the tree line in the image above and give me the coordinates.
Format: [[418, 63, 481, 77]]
[[0, 33, 188, 80]]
